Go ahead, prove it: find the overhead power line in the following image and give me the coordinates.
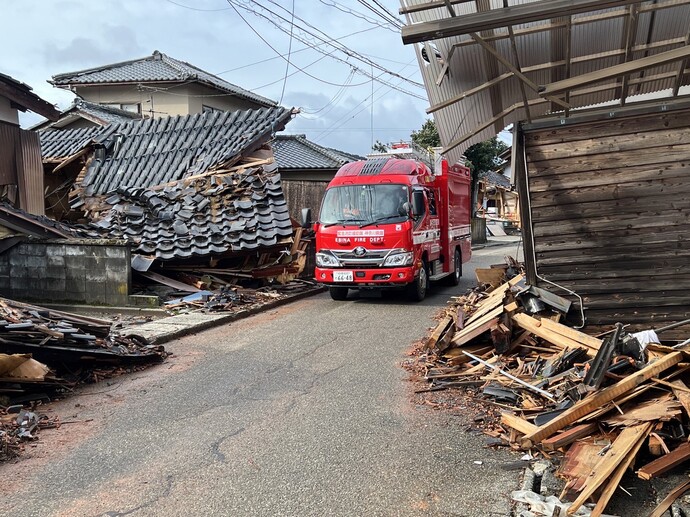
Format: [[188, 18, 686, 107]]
[[226, 0, 426, 100], [317, 0, 400, 33]]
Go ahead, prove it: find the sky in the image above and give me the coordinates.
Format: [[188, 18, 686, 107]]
[[1, 0, 442, 157]]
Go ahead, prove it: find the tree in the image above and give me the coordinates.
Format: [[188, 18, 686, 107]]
[[464, 137, 509, 175], [371, 140, 388, 153], [410, 119, 440, 149]]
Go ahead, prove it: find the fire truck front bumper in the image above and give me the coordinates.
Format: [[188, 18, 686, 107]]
[[315, 266, 416, 287]]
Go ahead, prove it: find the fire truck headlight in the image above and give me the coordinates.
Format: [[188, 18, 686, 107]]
[[383, 251, 414, 267], [316, 252, 339, 267]]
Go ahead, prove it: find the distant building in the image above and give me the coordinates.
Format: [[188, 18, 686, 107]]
[[48, 50, 276, 122], [272, 134, 363, 219], [32, 98, 141, 131]]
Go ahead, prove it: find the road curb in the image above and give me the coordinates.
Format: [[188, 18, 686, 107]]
[[127, 286, 327, 345]]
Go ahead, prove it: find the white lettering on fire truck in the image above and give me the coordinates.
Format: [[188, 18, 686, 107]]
[[337, 229, 385, 237], [412, 229, 441, 245]]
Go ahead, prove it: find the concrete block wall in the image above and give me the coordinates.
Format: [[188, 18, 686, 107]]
[[0, 239, 131, 306]]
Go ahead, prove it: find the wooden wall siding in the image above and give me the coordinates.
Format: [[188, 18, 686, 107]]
[[281, 179, 329, 221], [521, 108, 690, 331]]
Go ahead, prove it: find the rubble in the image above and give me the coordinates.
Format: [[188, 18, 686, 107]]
[[413, 261, 690, 516], [0, 405, 59, 461]]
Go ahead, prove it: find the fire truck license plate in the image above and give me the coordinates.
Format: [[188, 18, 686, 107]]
[[333, 271, 353, 282]]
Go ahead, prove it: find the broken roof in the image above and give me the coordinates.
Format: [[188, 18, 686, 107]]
[[40, 125, 102, 162], [0, 73, 60, 121], [79, 106, 294, 196], [39, 106, 295, 190], [34, 99, 141, 131], [273, 134, 364, 169], [479, 169, 511, 189], [401, 0, 690, 163], [0, 202, 90, 239], [50, 50, 277, 108], [90, 163, 293, 261]]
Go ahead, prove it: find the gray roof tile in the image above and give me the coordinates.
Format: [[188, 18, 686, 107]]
[[51, 50, 276, 108], [93, 166, 293, 261], [273, 134, 364, 169]]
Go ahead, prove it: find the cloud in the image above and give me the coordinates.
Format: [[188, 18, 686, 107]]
[[43, 26, 145, 69]]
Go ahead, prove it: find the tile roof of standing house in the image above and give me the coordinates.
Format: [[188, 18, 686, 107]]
[[40, 125, 103, 161], [272, 134, 364, 169], [89, 164, 293, 261], [50, 50, 277, 108]]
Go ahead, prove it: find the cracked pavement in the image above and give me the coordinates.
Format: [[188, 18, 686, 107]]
[[1, 240, 524, 517]]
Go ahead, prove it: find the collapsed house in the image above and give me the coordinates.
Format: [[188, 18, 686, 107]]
[[7, 105, 309, 306]]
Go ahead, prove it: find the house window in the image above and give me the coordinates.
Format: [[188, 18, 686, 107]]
[[104, 102, 141, 114]]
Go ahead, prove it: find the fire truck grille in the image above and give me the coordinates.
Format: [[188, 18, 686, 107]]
[[332, 249, 390, 267]]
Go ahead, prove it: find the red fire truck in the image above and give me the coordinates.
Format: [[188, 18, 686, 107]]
[[301, 155, 472, 301]]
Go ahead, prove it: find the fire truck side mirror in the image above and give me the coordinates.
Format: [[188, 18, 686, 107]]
[[411, 191, 425, 218], [300, 207, 312, 228]]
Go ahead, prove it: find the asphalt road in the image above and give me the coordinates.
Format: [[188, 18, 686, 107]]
[[2, 238, 525, 517]]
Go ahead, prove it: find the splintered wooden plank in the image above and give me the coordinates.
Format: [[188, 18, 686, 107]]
[[522, 352, 683, 448], [539, 317, 603, 351], [511, 313, 599, 355], [590, 423, 651, 517], [451, 306, 503, 346], [567, 422, 654, 516], [426, 314, 454, 349], [638, 442, 690, 480], [501, 412, 539, 436], [603, 394, 682, 427], [670, 379, 690, 417], [542, 423, 598, 451]]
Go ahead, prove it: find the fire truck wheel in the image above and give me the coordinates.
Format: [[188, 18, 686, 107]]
[[407, 260, 428, 301], [444, 249, 462, 286], [329, 286, 349, 301]]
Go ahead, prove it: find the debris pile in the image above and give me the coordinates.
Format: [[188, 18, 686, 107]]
[[0, 298, 167, 368], [0, 406, 59, 461], [418, 267, 690, 516], [164, 279, 317, 314]]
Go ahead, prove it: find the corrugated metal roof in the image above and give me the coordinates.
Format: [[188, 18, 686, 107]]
[[79, 106, 293, 195], [50, 50, 277, 108], [272, 134, 363, 169], [401, 0, 690, 163], [88, 164, 293, 261]]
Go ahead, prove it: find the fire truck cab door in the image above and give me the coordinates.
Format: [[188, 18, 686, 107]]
[[413, 188, 441, 263]]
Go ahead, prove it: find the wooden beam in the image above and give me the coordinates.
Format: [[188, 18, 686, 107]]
[[540, 45, 690, 96], [0, 79, 60, 121], [638, 442, 690, 480], [501, 412, 539, 435], [672, 30, 690, 96], [619, 4, 639, 106], [590, 424, 650, 517], [401, 0, 643, 44], [427, 72, 512, 114], [542, 423, 598, 451], [521, 352, 684, 448], [399, 0, 473, 16], [447, 1, 690, 50], [505, 14, 531, 122]]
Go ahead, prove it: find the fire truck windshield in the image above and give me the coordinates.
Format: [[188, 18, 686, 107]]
[[320, 184, 409, 226]]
